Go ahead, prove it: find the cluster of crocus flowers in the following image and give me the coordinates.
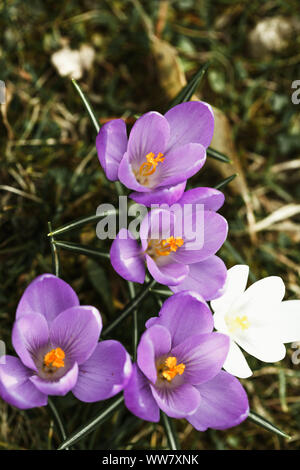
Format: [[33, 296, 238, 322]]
[[0, 274, 132, 409], [124, 292, 249, 430], [96, 101, 214, 205], [212, 265, 300, 378], [110, 187, 228, 300]]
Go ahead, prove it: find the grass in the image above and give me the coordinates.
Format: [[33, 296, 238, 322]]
[[0, 0, 300, 450]]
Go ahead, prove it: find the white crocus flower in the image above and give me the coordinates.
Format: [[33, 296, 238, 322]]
[[211, 265, 300, 378]]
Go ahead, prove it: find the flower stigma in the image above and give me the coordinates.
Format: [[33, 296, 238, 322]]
[[157, 356, 185, 382], [139, 152, 165, 177]]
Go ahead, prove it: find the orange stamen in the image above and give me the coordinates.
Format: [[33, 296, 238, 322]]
[[44, 347, 65, 369], [155, 236, 184, 257], [160, 356, 185, 382], [139, 152, 165, 177]]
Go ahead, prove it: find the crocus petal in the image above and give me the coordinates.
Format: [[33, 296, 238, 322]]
[[145, 254, 189, 286], [12, 313, 49, 371], [0, 356, 47, 409], [118, 152, 151, 192], [170, 256, 227, 301], [16, 274, 79, 324], [96, 119, 127, 181], [276, 300, 300, 343], [211, 265, 249, 314], [140, 208, 176, 252], [222, 340, 253, 379], [30, 362, 78, 396], [150, 383, 201, 419], [237, 327, 286, 363], [50, 306, 102, 365], [124, 364, 160, 422], [172, 211, 228, 264], [147, 291, 213, 347], [127, 111, 170, 165], [155, 143, 206, 188], [187, 371, 249, 431], [177, 187, 225, 212], [72, 341, 132, 402], [130, 181, 186, 207], [164, 101, 214, 152], [137, 325, 172, 383], [110, 229, 146, 284], [171, 332, 229, 385]]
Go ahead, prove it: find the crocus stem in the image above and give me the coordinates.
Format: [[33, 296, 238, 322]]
[[102, 279, 156, 338], [48, 211, 117, 237], [71, 78, 100, 133], [48, 397, 68, 448], [162, 413, 179, 450], [150, 288, 172, 297], [214, 174, 237, 190], [248, 411, 290, 439], [48, 222, 60, 277], [53, 240, 110, 260], [58, 396, 124, 450]]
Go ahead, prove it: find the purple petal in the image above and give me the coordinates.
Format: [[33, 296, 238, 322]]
[[170, 256, 227, 301], [137, 325, 172, 383], [140, 208, 176, 252], [148, 291, 213, 347], [124, 364, 160, 422], [16, 274, 79, 324], [145, 254, 189, 286], [118, 152, 151, 192], [127, 111, 170, 164], [172, 210, 228, 264], [187, 371, 249, 431], [12, 313, 49, 371], [50, 306, 102, 365], [30, 362, 78, 396], [155, 143, 206, 188], [150, 383, 201, 419], [165, 101, 214, 152], [130, 181, 186, 207], [171, 332, 230, 385], [0, 356, 47, 409], [110, 229, 146, 284], [177, 187, 225, 212], [72, 341, 132, 402], [96, 119, 128, 181]]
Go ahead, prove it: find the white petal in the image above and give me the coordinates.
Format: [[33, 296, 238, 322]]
[[237, 327, 286, 362], [222, 340, 252, 378], [276, 300, 300, 343], [211, 265, 249, 314]]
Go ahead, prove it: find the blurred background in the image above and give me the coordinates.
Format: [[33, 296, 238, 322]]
[[0, 0, 300, 450]]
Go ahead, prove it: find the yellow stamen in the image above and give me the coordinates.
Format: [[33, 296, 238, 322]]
[[44, 347, 65, 369], [154, 236, 184, 257], [227, 315, 250, 334], [139, 152, 165, 177], [158, 356, 185, 382]]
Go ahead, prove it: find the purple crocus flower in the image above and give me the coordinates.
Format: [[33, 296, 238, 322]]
[[124, 292, 249, 430], [0, 274, 132, 409], [110, 187, 228, 300], [96, 101, 214, 205]]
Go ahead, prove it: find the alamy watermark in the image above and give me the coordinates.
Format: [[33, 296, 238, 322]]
[[291, 80, 300, 105], [0, 340, 6, 364], [95, 197, 205, 250]]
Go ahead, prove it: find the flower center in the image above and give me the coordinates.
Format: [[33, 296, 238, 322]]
[[139, 152, 165, 177], [147, 236, 184, 258], [43, 347, 65, 369], [157, 356, 185, 382], [226, 315, 250, 334]]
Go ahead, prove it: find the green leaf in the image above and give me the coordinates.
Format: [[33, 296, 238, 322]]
[[48, 221, 60, 277], [167, 62, 210, 108], [53, 240, 110, 260], [48, 212, 116, 238], [161, 413, 180, 451], [214, 174, 237, 190], [207, 147, 231, 163], [248, 411, 291, 439], [58, 396, 124, 450], [71, 78, 100, 133]]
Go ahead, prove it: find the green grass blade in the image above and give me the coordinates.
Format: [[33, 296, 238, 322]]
[[168, 62, 210, 108], [48, 222, 60, 277], [207, 147, 231, 163], [214, 174, 237, 190], [53, 240, 110, 259], [248, 411, 291, 440], [48, 211, 117, 237], [161, 413, 180, 450], [71, 78, 100, 133]]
